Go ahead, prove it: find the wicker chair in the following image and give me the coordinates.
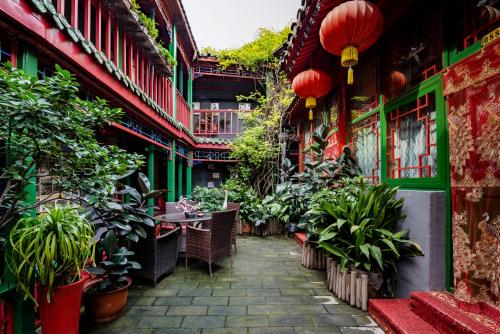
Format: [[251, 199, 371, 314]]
[[227, 202, 241, 254], [185, 209, 237, 277], [134, 225, 181, 285]]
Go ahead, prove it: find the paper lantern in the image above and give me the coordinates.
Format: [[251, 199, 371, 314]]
[[292, 69, 332, 121], [320, 0, 384, 85], [386, 70, 407, 97]]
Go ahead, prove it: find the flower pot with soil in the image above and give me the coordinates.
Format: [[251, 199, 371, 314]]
[[84, 276, 132, 323], [8, 205, 95, 334]]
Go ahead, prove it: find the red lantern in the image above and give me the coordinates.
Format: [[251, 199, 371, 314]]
[[320, 0, 383, 85], [292, 69, 332, 121], [386, 70, 407, 97]]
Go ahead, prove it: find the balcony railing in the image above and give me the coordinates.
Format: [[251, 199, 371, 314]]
[[176, 91, 191, 129], [193, 109, 245, 139]]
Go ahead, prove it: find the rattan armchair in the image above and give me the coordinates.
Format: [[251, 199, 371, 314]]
[[134, 225, 181, 285], [185, 209, 237, 277], [227, 202, 241, 254]]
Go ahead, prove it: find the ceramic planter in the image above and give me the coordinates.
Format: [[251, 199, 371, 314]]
[[38, 272, 88, 334], [84, 276, 132, 323]]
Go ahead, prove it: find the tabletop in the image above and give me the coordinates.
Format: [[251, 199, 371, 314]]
[[156, 213, 212, 224]]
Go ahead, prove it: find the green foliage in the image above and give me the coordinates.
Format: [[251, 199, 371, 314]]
[[130, 0, 177, 66], [0, 64, 143, 229], [201, 27, 291, 69], [130, 0, 159, 40], [192, 186, 225, 212], [87, 172, 166, 292], [315, 180, 424, 295], [230, 125, 279, 168], [8, 205, 95, 304]]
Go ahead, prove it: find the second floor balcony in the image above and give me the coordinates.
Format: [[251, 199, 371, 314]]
[[193, 109, 245, 140]]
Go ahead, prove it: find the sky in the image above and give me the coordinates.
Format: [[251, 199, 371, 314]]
[[182, 0, 301, 50]]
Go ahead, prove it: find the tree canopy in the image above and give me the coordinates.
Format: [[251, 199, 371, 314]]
[[201, 26, 290, 69]]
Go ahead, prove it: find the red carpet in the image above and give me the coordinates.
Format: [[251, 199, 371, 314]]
[[294, 232, 306, 247], [369, 291, 500, 334]]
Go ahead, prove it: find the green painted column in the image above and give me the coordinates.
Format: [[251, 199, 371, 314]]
[[177, 59, 184, 96], [177, 157, 183, 199], [169, 25, 178, 118], [14, 42, 37, 334], [18, 44, 38, 213], [167, 141, 176, 202], [186, 151, 193, 196], [147, 145, 155, 215]]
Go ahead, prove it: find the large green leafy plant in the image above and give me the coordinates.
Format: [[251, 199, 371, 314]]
[[87, 172, 165, 292], [8, 205, 94, 303], [316, 181, 424, 294], [192, 186, 225, 212], [0, 64, 142, 230]]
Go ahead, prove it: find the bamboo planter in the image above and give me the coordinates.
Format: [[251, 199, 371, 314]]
[[300, 241, 327, 270], [325, 257, 370, 311]]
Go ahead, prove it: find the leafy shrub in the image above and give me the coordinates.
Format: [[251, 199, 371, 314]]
[[192, 186, 225, 212]]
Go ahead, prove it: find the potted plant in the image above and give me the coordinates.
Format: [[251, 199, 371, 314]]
[[8, 205, 95, 334], [85, 172, 165, 322], [176, 196, 199, 218]]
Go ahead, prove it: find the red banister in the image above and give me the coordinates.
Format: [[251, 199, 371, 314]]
[[193, 109, 244, 137], [176, 91, 191, 128]]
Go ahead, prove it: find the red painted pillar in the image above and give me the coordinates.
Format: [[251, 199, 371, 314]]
[[95, 4, 102, 51], [57, 0, 64, 14], [113, 20, 120, 66], [71, 0, 78, 28], [83, 0, 91, 39], [122, 34, 127, 73], [337, 76, 348, 156], [105, 12, 112, 59]]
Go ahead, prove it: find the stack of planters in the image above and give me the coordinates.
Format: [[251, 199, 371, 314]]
[[312, 181, 424, 309], [7, 173, 164, 333]]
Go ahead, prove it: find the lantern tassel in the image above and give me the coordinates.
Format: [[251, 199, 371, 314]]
[[309, 109, 314, 121], [347, 67, 354, 85]]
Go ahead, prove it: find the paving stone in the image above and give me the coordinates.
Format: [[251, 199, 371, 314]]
[[262, 281, 295, 288], [269, 315, 313, 327], [212, 288, 247, 297], [153, 297, 193, 306], [192, 296, 229, 305], [125, 306, 168, 316], [202, 329, 248, 334], [166, 305, 208, 316], [323, 304, 366, 315], [286, 304, 327, 315], [133, 297, 157, 306], [136, 316, 183, 329], [280, 288, 315, 296], [312, 314, 357, 327], [339, 327, 386, 334], [249, 327, 294, 334], [294, 327, 342, 334], [177, 288, 213, 296], [153, 330, 200, 334], [265, 296, 303, 305], [351, 315, 379, 327], [226, 315, 269, 328], [231, 281, 263, 289], [247, 304, 288, 315], [300, 295, 341, 305], [246, 288, 281, 297], [181, 316, 226, 328], [198, 282, 231, 289], [142, 289, 179, 297], [229, 296, 266, 305], [207, 305, 247, 316]]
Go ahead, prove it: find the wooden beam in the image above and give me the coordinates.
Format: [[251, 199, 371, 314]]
[[57, 0, 64, 14], [105, 12, 111, 59], [95, 3, 102, 51], [113, 20, 119, 66]]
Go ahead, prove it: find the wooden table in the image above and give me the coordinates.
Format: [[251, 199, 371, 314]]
[[156, 213, 212, 252]]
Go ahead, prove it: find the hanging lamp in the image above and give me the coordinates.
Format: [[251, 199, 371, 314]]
[[319, 0, 383, 85], [292, 69, 332, 121]]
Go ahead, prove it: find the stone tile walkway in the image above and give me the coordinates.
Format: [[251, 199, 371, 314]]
[[83, 236, 384, 334]]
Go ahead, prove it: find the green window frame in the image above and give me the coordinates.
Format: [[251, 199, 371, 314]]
[[380, 74, 447, 189]]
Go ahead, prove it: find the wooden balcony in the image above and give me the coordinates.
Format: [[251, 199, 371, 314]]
[[193, 109, 245, 139]]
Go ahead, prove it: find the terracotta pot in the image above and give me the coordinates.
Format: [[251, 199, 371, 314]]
[[38, 272, 89, 334], [242, 222, 252, 234], [84, 276, 132, 323]]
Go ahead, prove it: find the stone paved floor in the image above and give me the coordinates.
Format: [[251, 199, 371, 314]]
[[82, 236, 384, 334]]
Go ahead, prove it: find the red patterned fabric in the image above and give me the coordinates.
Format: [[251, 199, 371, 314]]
[[444, 40, 500, 308]]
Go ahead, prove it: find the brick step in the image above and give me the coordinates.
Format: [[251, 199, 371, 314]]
[[410, 291, 500, 334], [369, 298, 440, 334]]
